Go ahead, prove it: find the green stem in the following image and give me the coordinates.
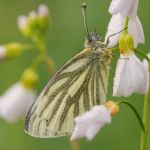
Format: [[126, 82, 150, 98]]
[[135, 49, 150, 63], [117, 101, 145, 132], [36, 38, 56, 75], [124, 17, 129, 32], [140, 62, 150, 150], [30, 55, 44, 70], [22, 43, 35, 51], [70, 140, 80, 150]]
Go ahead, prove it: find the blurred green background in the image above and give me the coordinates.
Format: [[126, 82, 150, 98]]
[[0, 0, 149, 150]]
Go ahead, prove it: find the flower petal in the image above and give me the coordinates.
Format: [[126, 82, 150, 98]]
[[109, 0, 138, 18], [113, 54, 149, 97], [71, 105, 111, 141], [128, 16, 145, 47], [0, 82, 36, 123], [38, 4, 49, 17], [85, 123, 101, 140], [105, 13, 125, 48], [109, 0, 130, 15], [109, 0, 135, 16], [128, 0, 138, 18], [0, 46, 6, 60]]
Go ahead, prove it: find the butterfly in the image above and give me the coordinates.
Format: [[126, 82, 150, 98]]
[[25, 3, 113, 138]]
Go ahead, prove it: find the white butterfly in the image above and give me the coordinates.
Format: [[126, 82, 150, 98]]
[[25, 3, 113, 138]]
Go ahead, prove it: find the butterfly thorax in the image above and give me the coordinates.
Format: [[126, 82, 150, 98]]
[[84, 31, 112, 64]]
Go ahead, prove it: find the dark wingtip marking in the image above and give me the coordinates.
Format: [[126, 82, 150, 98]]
[[24, 116, 30, 132]]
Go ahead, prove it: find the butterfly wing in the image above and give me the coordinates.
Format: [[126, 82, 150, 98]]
[[25, 48, 111, 138]]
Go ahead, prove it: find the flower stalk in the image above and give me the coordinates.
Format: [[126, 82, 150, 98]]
[[135, 49, 150, 63], [135, 49, 150, 150], [70, 140, 80, 150], [36, 38, 56, 75], [140, 62, 150, 150], [30, 55, 44, 70], [117, 101, 145, 131], [124, 17, 129, 33]]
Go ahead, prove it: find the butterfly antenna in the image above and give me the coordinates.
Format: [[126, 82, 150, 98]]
[[81, 3, 90, 37], [106, 27, 128, 46]]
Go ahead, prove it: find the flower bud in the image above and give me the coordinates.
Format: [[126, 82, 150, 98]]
[[38, 4, 49, 17], [21, 69, 39, 89], [37, 4, 50, 32], [18, 16, 32, 37], [5, 42, 23, 58], [105, 101, 119, 115], [28, 11, 38, 30], [0, 46, 6, 60]]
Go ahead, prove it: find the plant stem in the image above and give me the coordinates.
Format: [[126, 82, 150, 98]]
[[124, 17, 129, 32], [140, 64, 150, 150], [22, 43, 35, 51], [135, 49, 150, 63], [70, 140, 80, 150], [135, 48, 150, 150], [37, 38, 56, 75], [117, 101, 145, 132], [31, 55, 44, 70]]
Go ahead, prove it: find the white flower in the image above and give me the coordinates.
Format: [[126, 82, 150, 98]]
[[0, 46, 6, 60], [113, 53, 149, 97], [105, 14, 144, 48], [17, 15, 28, 31], [106, 0, 144, 48], [71, 105, 111, 141], [38, 4, 49, 17], [109, 0, 138, 18], [0, 82, 36, 123]]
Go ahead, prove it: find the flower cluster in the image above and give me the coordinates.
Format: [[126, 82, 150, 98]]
[[18, 4, 50, 38], [105, 0, 144, 48], [0, 4, 50, 123], [106, 0, 149, 97]]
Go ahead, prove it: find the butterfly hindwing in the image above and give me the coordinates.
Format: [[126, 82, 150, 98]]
[[25, 48, 111, 138]]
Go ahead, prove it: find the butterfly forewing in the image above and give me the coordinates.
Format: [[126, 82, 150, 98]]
[[25, 48, 111, 138]]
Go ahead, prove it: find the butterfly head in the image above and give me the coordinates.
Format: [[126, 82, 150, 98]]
[[87, 31, 100, 42], [84, 30, 104, 48]]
